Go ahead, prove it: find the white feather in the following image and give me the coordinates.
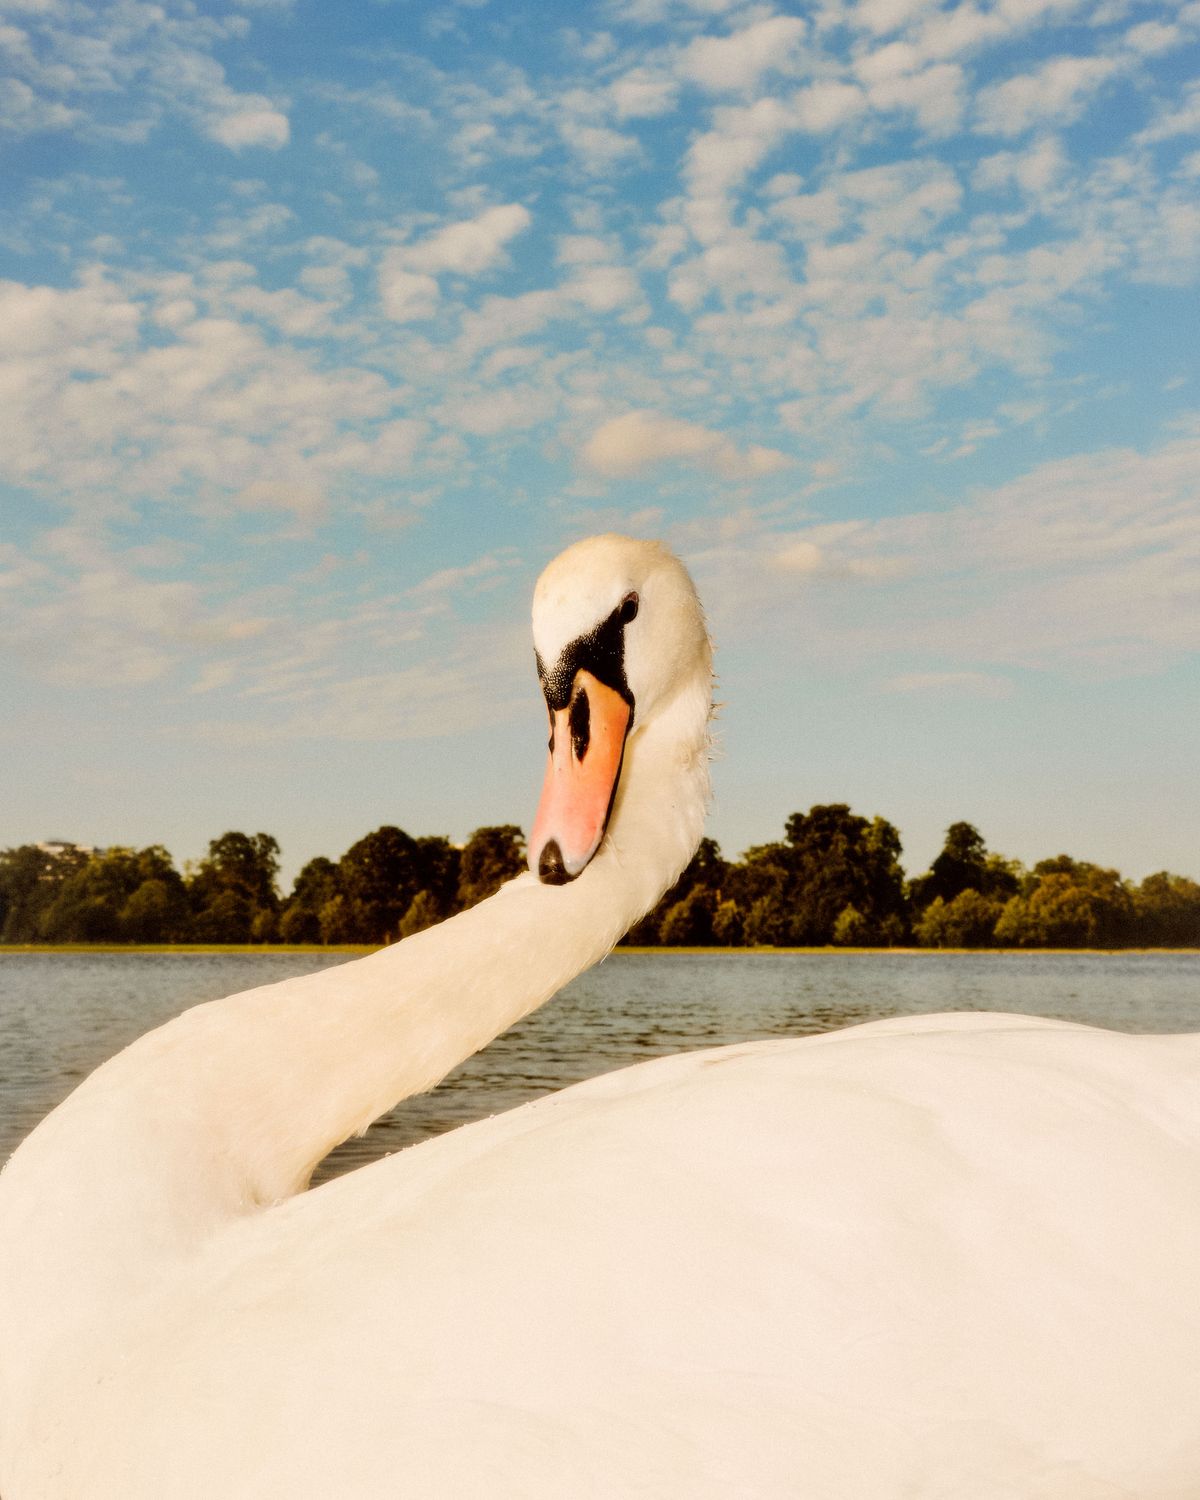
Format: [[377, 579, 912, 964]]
[[2, 536, 1199, 1498]]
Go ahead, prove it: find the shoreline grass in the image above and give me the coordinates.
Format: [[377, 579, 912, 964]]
[[2, 943, 1197, 957], [0, 943, 378, 955]]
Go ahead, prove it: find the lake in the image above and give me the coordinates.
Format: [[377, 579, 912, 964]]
[[2, 949, 1198, 1183]]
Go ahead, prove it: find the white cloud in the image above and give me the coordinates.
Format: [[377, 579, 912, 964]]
[[314, 81, 434, 131], [2, 0, 1198, 883], [206, 103, 289, 150], [1123, 20, 1181, 57], [378, 203, 531, 322], [192, 614, 532, 745], [582, 410, 790, 479], [865, 61, 966, 135], [0, 270, 139, 362], [685, 96, 795, 200], [450, 248, 645, 356], [0, 2, 294, 155], [456, 288, 565, 352], [1137, 81, 1200, 144], [903, 14, 988, 68], [976, 54, 1119, 136], [775, 538, 823, 572], [854, 0, 940, 37], [773, 525, 912, 579], [556, 234, 610, 265], [190, 662, 237, 695], [0, 528, 261, 688], [224, 284, 339, 337], [759, 424, 1200, 672], [0, 268, 418, 522], [610, 68, 678, 118], [794, 79, 867, 132], [679, 16, 808, 93], [378, 261, 441, 322], [203, 201, 295, 251], [885, 670, 1014, 697], [438, 384, 555, 436], [1128, 191, 1200, 287], [558, 117, 640, 172], [411, 552, 517, 596], [4, 0, 1195, 582], [0, 73, 78, 133], [566, 261, 644, 312], [973, 134, 1068, 195], [405, 203, 532, 276], [854, 40, 921, 86]]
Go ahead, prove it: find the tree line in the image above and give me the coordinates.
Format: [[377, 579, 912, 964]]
[[1, 809, 1197, 949]]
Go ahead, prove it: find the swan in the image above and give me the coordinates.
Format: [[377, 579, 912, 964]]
[[3, 532, 1200, 1499]]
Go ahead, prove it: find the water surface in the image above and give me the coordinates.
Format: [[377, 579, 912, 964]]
[[1, 949, 1197, 1182]]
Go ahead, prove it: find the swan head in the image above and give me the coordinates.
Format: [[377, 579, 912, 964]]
[[529, 534, 709, 885]]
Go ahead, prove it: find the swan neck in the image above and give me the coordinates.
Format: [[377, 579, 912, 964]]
[[5, 662, 711, 1232]]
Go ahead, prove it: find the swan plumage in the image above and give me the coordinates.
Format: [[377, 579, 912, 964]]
[[3, 534, 1200, 1498]]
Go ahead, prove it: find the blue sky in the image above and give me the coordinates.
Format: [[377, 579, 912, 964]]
[[2, 0, 1198, 886]]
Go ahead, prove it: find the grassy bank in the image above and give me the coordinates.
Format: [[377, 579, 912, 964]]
[[0, 943, 378, 955], [2, 943, 1197, 957]]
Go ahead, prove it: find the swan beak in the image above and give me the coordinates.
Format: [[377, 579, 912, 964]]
[[529, 670, 631, 884]]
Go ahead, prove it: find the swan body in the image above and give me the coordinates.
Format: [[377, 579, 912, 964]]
[[3, 535, 1200, 1498]]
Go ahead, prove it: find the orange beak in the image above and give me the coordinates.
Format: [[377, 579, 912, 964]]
[[529, 669, 632, 884]]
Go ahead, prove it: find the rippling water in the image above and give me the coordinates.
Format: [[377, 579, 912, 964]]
[[2, 949, 1198, 1183]]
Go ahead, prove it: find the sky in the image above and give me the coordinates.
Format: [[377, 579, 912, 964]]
[[2, 0, 1198, 888]]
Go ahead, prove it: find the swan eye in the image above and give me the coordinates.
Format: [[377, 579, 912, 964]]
[[619, 592, 639, 625]]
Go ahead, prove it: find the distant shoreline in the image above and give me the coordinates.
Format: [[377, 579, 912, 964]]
[[0, 943, 378, 955], [2, 944, 1198, 957]]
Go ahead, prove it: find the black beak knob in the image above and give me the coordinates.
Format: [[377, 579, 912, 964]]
[[537, 840, 574, 885]]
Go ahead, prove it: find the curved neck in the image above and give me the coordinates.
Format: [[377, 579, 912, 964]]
[[0, 675, 709, 1431], [214, 675, 712, 1204], [0, 672, 711, 1340]]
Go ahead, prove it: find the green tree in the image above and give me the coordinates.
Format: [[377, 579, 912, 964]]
[[335, 826, 424, 944], [190, 889, 254, 944], [249, 908, 278, 944], [116, 847, 188, 941], [456, 826, 525, 911], [202, 832, 279, 906], [832, 904, 869, 946], [914, 890, 1005, 948], [279, 856, 340, 944], [118, 879, 184, 943], [910, 822, 1019, 911], [317, 892, 358, 946], [415, 836, 462, 920], [712, 898, 744, 947], [623, 838, 728, 945], [278, 903, 319, 944], [187, 832, 281, 942], [722, 843, 792, 946], [721, 810, 908, 947], [783, 806, 908, 945], [1133, 873, 1200, 947], [659, 885, 717, 945], [994, 858, 1133, 948], [39, 845, 186, 943], [742, 893, 785, 947], [398, 889, 444, 939], [0, 844, 90, 942]]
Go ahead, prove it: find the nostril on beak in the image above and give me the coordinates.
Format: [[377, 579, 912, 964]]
[[537, 840, 574, 885]]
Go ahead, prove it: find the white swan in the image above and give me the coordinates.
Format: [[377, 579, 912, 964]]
[[3, 533, 1200, 1499]]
